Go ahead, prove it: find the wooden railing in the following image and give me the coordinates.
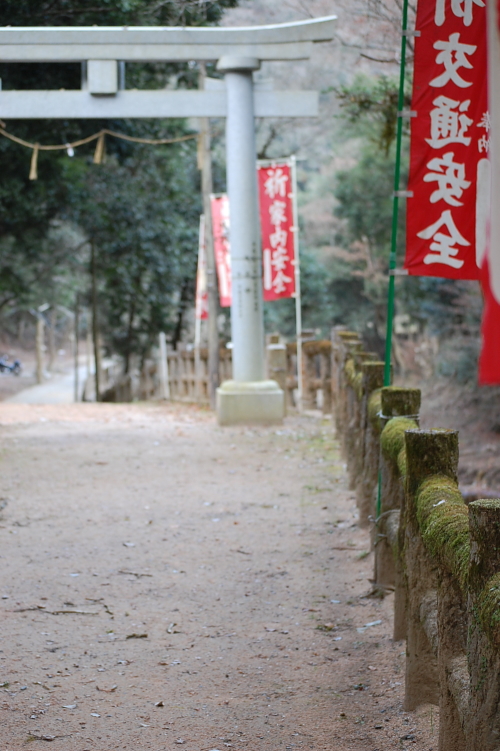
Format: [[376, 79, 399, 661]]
[[101, 346, 232, 404], [332, 328, 500, 751]]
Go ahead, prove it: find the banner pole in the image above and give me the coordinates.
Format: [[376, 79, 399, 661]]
[[384, 0, 409, 389], [194, 214, 205, 400], [291, 155, 303, 411], [377, 0, 410, 519]]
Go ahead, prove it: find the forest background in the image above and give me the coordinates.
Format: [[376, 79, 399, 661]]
[[0, 0, 483, 385]]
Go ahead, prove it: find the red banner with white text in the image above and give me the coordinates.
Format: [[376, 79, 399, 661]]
[[257, 162, 297, 301], [210, 194, 232, 308], [405, 0, 488, 279], [478, 0, 500, 384]]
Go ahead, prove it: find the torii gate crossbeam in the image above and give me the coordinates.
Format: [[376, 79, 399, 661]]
[[0, 16, 336, 425]]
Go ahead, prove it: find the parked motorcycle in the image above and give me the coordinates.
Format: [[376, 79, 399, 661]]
[[0, 355, 21, 375]]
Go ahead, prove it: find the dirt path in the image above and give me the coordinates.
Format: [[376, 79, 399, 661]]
[[0, 402, 435, 750]]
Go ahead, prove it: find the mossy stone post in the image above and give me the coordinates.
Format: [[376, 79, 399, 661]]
[[467, 500, 500, 751], [332, 331, 360, 437], [345, 351, 364, 490], [404, 429, 459, 712], [267, 337, 287, 416], [341, 341, 363, 463], [347, 350, 372, 500], [301, 340, 317, 410], [355, 361, 384, 526], [331, 330, 357, 415], [378, 387, 420, 639], [319, 342, 332, 415]]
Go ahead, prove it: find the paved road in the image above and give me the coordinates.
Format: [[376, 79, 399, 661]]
[[6, 366, 88, 404]]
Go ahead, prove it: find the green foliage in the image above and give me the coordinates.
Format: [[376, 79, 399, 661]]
[[334, 74, 411, 154], [0, 0, 235, 367], [334, 143, 406, 259], [0, 0, 237, 27], [65, 141, 201, 367], [263, 247, 335, 337]]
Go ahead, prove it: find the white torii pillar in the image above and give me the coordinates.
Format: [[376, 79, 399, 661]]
[[215, 56, 281, 425]]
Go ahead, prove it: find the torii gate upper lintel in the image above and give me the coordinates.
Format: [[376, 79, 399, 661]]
[[0, 16, 337, 425]]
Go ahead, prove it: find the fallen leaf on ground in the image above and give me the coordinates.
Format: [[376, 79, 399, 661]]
[[126, 633, 148, 639]]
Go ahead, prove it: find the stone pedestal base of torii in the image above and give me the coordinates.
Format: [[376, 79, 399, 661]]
[[0, 17, 336, 424]]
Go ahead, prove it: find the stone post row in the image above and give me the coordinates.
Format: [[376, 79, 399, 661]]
[[376, 386, 420, 639]]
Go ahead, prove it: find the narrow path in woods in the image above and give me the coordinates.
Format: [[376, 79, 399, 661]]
[[0, 402, 435, 750]]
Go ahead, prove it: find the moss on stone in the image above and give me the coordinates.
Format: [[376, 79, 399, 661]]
[[415, 475, 469, 592], [338, 331, 360, 340], [344, 358, 356, 387], [381, 386, 421, 418], [368, 389, 382, 430], [477, 572, 500, 649], [380, 416, 419, 463], [303, 340, 332, 356], [397, 446, 407, 479], [353, 372, 363, 401]]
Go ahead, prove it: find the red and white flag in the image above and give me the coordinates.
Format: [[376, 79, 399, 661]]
[[210, 194, 232, 308], [405, 0, 488, 280], [195, 214, 208, 321], [257, 161, 297, 301], [480, 0, 500, 384]]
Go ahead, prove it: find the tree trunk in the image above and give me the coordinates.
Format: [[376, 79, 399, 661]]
[[172, 278, 191, 351], [199, 64, 220, 408]]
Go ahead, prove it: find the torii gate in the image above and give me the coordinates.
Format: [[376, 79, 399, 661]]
[[0, 17, 336, 424]]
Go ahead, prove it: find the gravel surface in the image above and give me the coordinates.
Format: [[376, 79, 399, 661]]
[[0, 402, 436, 749]]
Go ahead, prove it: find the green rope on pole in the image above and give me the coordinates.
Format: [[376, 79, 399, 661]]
[[377, 0, 410, 520]]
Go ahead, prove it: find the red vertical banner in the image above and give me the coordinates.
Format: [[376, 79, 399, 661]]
[[405, 0, 488, 280], [195, 214, 208, 321], [210, 194, 232, 308], [478, 0, 500, 384], [257, 162, 297, 301]]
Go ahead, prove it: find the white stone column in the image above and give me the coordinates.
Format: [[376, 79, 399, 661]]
[[215, 55, 284, 425], [218, 56, 264, 381]]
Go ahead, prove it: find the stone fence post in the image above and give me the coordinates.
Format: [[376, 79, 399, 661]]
[[267, 338, 287, 416], [319, 344, 332, 414], [331, 330, 360, 437], [404, 430, 461, 716], [338, 340, 363, 457], [467, 500, 500, 751], [376, 387, 420, 637], [346, 352, 378, 492], [354, 361, 384, 526]]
